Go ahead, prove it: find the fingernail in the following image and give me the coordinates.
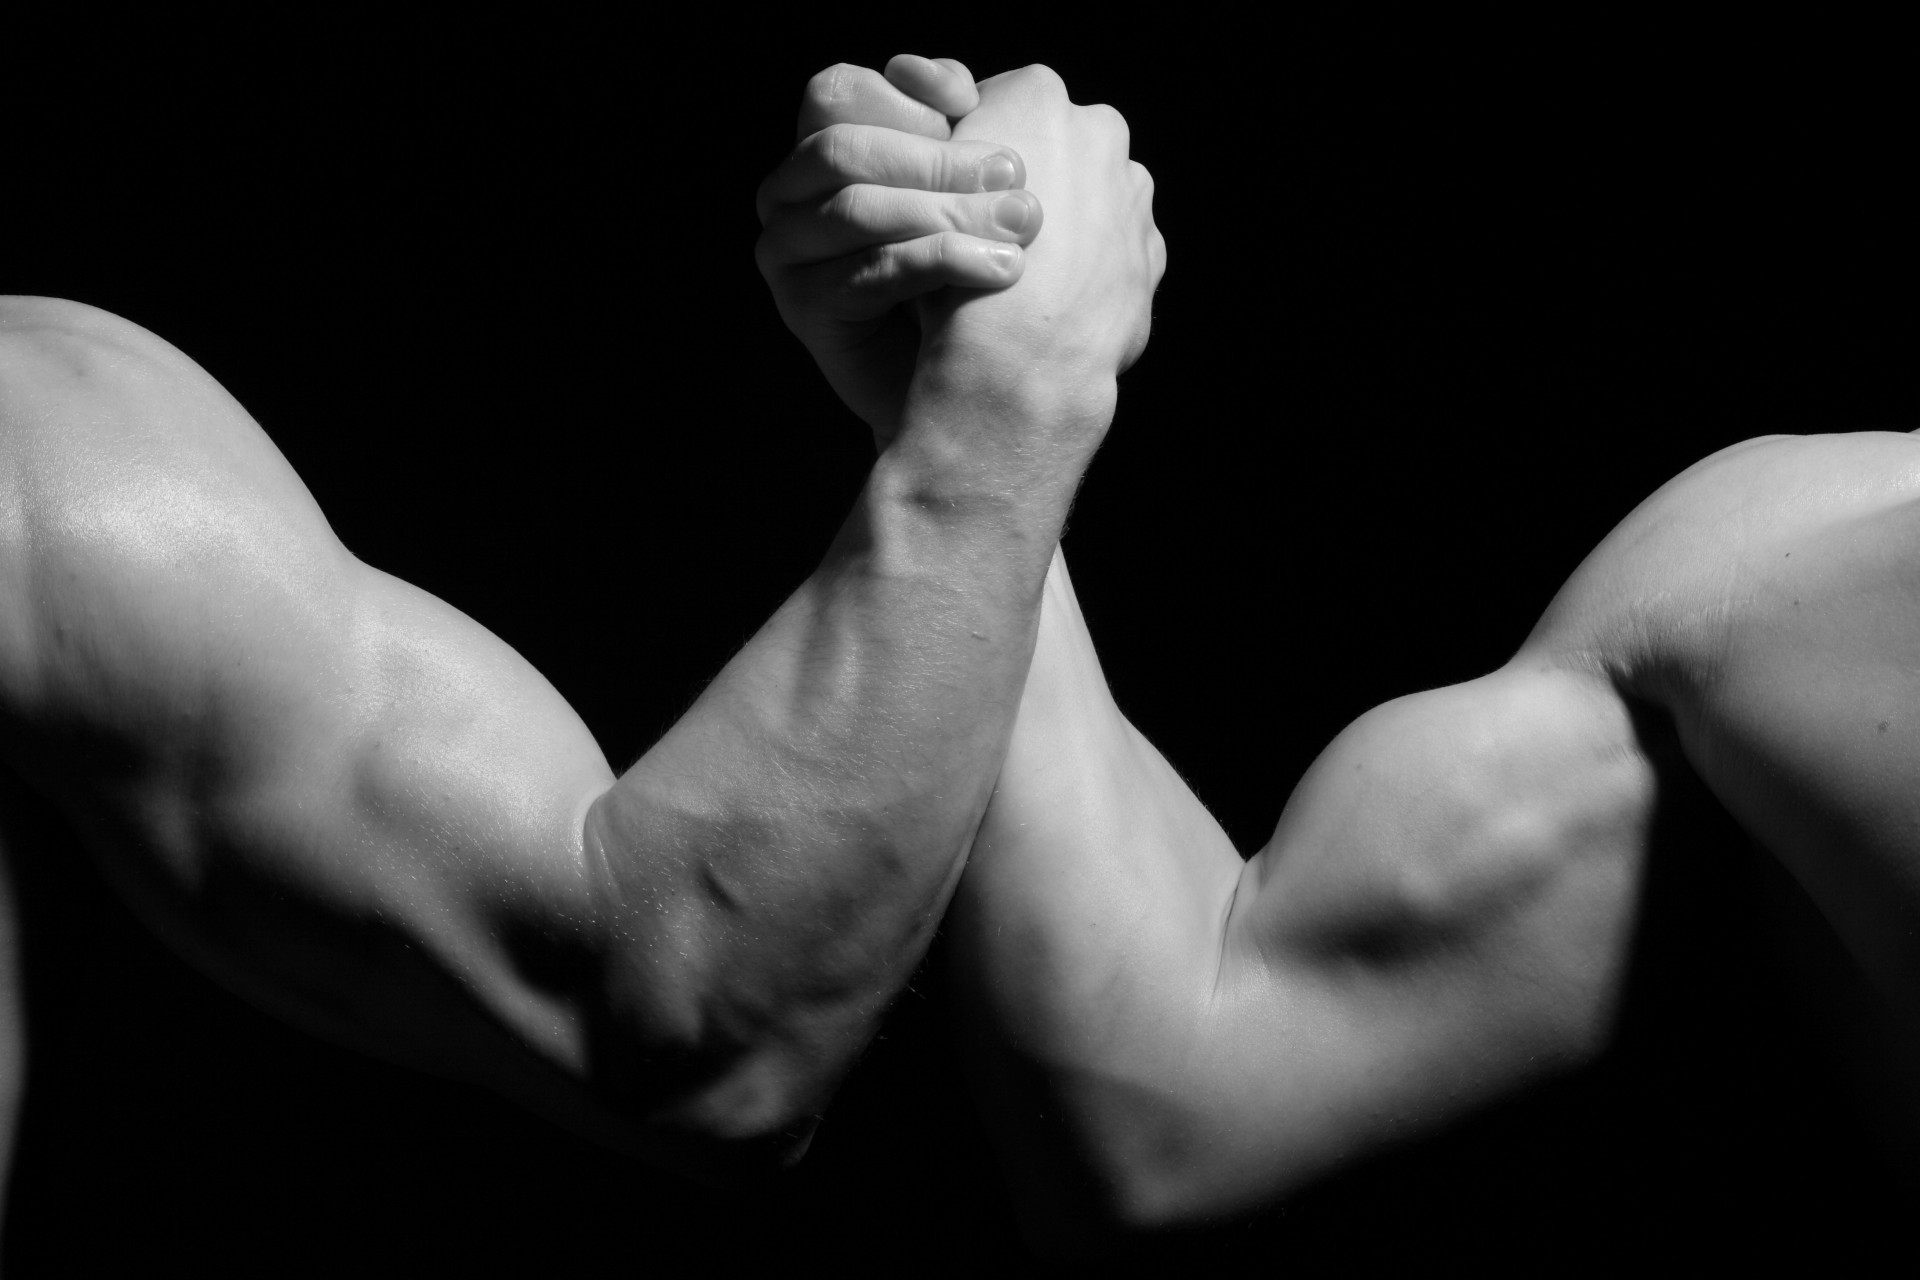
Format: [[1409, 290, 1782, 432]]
[[986, 243, 1020, 271], [979, 154, 1017, 192], [991, 194, 1030, 234]]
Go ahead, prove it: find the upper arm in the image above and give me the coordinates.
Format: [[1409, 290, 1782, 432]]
[[964, 432, 1920, 1239], [1191, 431, 1920, 1219], [1135, 661, 1654, 1222], [0, 297, 616, 1091], [954, 553, 1658, 1236]]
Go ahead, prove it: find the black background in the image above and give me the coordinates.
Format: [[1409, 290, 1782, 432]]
[[6, 11, 1916, 1273]]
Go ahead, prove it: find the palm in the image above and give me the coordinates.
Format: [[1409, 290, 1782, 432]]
[[805, 301, 921, 451]]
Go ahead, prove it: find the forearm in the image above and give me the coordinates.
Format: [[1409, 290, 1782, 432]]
[[950, 553, 1238, 1025], [584, 376, 1110, 1141], [944, 551, 1244, 1240]]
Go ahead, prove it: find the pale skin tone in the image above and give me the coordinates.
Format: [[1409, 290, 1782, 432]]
[[950, 446, 1920, 1245], [4, 49, 1911, 1256], [811, 63, 1920, 1252], [0, 55, 1160, 1216]]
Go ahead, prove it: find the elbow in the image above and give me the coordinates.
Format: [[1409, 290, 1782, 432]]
[[583, 1018, 839, 1183], [582, 949, 861, 1181], [646, 1089, 827, 1186], [649, 1045, 836, 1180], [1002, 1144, 1268, 1259], [1011, 1133, 1316, 1259], [577, 785, 917, 1178], [1084, 1133, 1271, 1241], [982, 1059, 1280, 1255]]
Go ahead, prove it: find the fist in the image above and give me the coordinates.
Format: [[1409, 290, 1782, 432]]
[[920, 67, 1165, 414], [757, 57, 1044, 447]]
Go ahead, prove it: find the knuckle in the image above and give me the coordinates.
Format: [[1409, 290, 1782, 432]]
[[854, 240, 910, 292], [928, 231, 971, 276], [828, 124, 884, 184], [803, 64, 858, 113], [801, 73, 835, 116], [828, 122, 865, 161], [1017, 63, 1066, 94], [945, 193, 980, 234], [1090, 103, 1131, 143], [939, 142, 980, 194], [820, 184, 865, 228], [793, 127, 829, 163], [818, 122, 855, 174]]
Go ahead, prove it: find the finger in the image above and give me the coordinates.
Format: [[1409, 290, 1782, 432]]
[[783, 233, 1026, 322], [757, 126, 1026, 225], [760, 186, 1043, 265], [883, 54, 979, 118], [798, 63, 950, 142]]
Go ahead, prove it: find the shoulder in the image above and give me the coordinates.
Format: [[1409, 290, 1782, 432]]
[[0, 296, 362, 771], [0, 293, 157, 341], [0, 295, 292, 527], [0, 294, 337, 557], [0, 295, 201, 404], [1521, 431, 1920, 694]]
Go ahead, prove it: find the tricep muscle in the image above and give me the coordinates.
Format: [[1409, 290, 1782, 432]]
[[0, 298, 616, 1106]]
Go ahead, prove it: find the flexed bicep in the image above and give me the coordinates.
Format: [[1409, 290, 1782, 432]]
[[950, 540, 1659, 1243]]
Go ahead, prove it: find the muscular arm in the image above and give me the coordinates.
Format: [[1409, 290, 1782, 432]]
[[0, 284, 1092, 1172], [948, 550, 1656, 1241], [952, 430, 1920, 1242]]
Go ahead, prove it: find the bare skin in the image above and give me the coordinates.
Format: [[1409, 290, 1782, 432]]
[[949, 436, 1920, 1244], [0, 59, 1159, 1215], [798, 64, 1920, 1252]]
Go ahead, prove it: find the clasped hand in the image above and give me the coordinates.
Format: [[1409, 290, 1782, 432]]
[[757, 55, 1166, 449]]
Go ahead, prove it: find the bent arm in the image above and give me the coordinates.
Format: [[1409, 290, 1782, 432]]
[[0, 294, 1096, 1171], [953, 431, 1920, 1243], [948, 549, 1657, 1244], [582, 359, 1107, 1146]]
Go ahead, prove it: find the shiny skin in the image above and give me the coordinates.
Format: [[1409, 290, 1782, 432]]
[[792, 58, 1920, 1249], [0, 87, 1160, 1198], [948, 433, 1920, 1242]]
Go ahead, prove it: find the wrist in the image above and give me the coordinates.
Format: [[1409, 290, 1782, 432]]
[[853, 341, 1117, 585], [856, 393, 1092, 589], [898, 352, 1116, 475]]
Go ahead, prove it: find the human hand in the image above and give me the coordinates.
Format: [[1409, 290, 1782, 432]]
[[758, 56, 1045, 447], [916, 66, 1165, 437]]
